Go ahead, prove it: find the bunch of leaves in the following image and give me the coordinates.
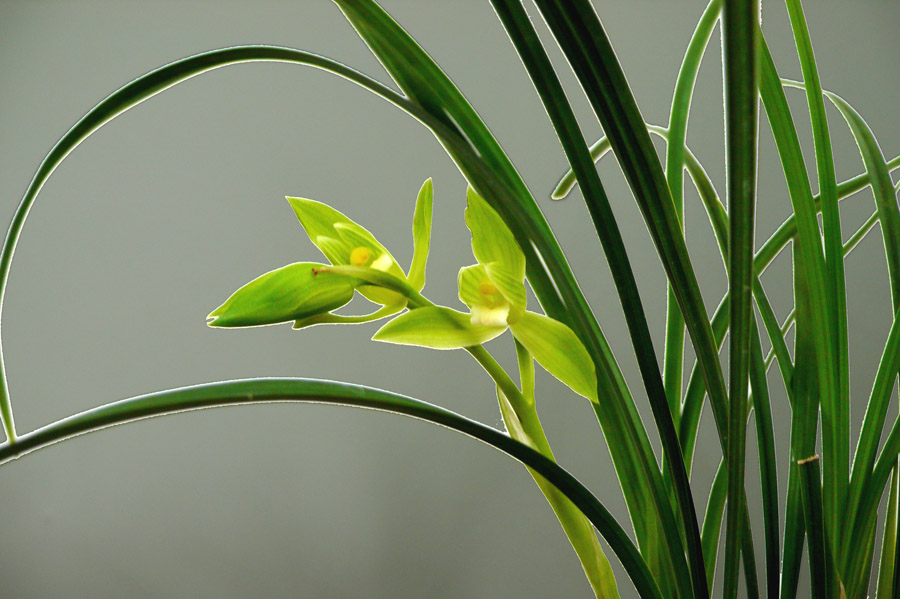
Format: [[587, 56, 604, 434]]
[[2, 0, 900, 597]]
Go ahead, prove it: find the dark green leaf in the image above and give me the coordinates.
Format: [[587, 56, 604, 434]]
[[0, 377, 663, 599]]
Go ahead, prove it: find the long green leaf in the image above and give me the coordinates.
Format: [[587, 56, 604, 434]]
[[532, 2, 765, 592], [799, 455, 830, 599], [532, 21, 771, 596], [816, 84, 900, 594], [784, 2, 849, 555], [877, 464, 900, 598], [701, 460, 728, 593], [332, 4, 692, 597], [749, 316, 781, 596], [489, 1, 704, 593], [722, 2, 759, 595], [532, 0, 732, 470], [843, 311, 900, 593], [758, 33, 837, 598], [0, 377, 661, 599], [779, 93, 900, 580], [558, 124, 786, 594], [0, 44, 441, 445], [663, 0, 722, 427]]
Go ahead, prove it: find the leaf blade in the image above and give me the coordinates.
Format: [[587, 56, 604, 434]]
[[0, 377, 663, 599], [722, 1, 759, 595]]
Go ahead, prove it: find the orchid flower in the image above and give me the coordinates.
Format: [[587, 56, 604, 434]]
[[207, 179, 432, 328], [373, 188, 598, 403]]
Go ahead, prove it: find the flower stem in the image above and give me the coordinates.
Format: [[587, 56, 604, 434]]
[[467, 343, 618, 598]]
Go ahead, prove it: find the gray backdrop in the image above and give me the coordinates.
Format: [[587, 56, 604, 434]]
[[1, 1, 898, 597]]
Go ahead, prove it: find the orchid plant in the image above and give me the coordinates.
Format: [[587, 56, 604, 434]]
[[208, 183, 609, 591], [3, 0, 900, 597]]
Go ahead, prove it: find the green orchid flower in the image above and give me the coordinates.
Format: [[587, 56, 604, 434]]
[[374, 188, 599, 403], [207, 179, 433, 329]]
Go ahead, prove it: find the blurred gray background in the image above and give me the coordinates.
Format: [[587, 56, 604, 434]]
[[1, 1, 898, 597]]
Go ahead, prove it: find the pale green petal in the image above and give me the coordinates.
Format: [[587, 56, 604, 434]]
[[358, 284, 406, 306], [373, 306, 506, 349], [315, 236, 351, 266], [207, 262, 358, 328], [408, 178, 433, 291], [465, 187, 525, 279], [287, 196, 399, 273], [509, 312, 598, 402], [286, 196, 347, 243], [333, 223, 403, 277], [292, 302, 404, 330], [458, 264, 491, 309], [484, 262, 527, 312], [458, 263, 524, 322]]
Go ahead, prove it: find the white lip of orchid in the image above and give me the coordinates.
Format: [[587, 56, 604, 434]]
[[370, 252, 393, 272], [470, 303, 509, 327]]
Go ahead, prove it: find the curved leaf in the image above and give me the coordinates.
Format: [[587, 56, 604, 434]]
[[0, 377, 662, 599], [332, 8, 687, 596], [0, 44, 447, 443], [488, 4, 705, 593], [662, 0, 721, 432]]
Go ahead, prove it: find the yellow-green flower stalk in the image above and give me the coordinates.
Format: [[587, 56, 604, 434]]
[[373, 188, 614, 597], [206, 182, 613, 598]]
